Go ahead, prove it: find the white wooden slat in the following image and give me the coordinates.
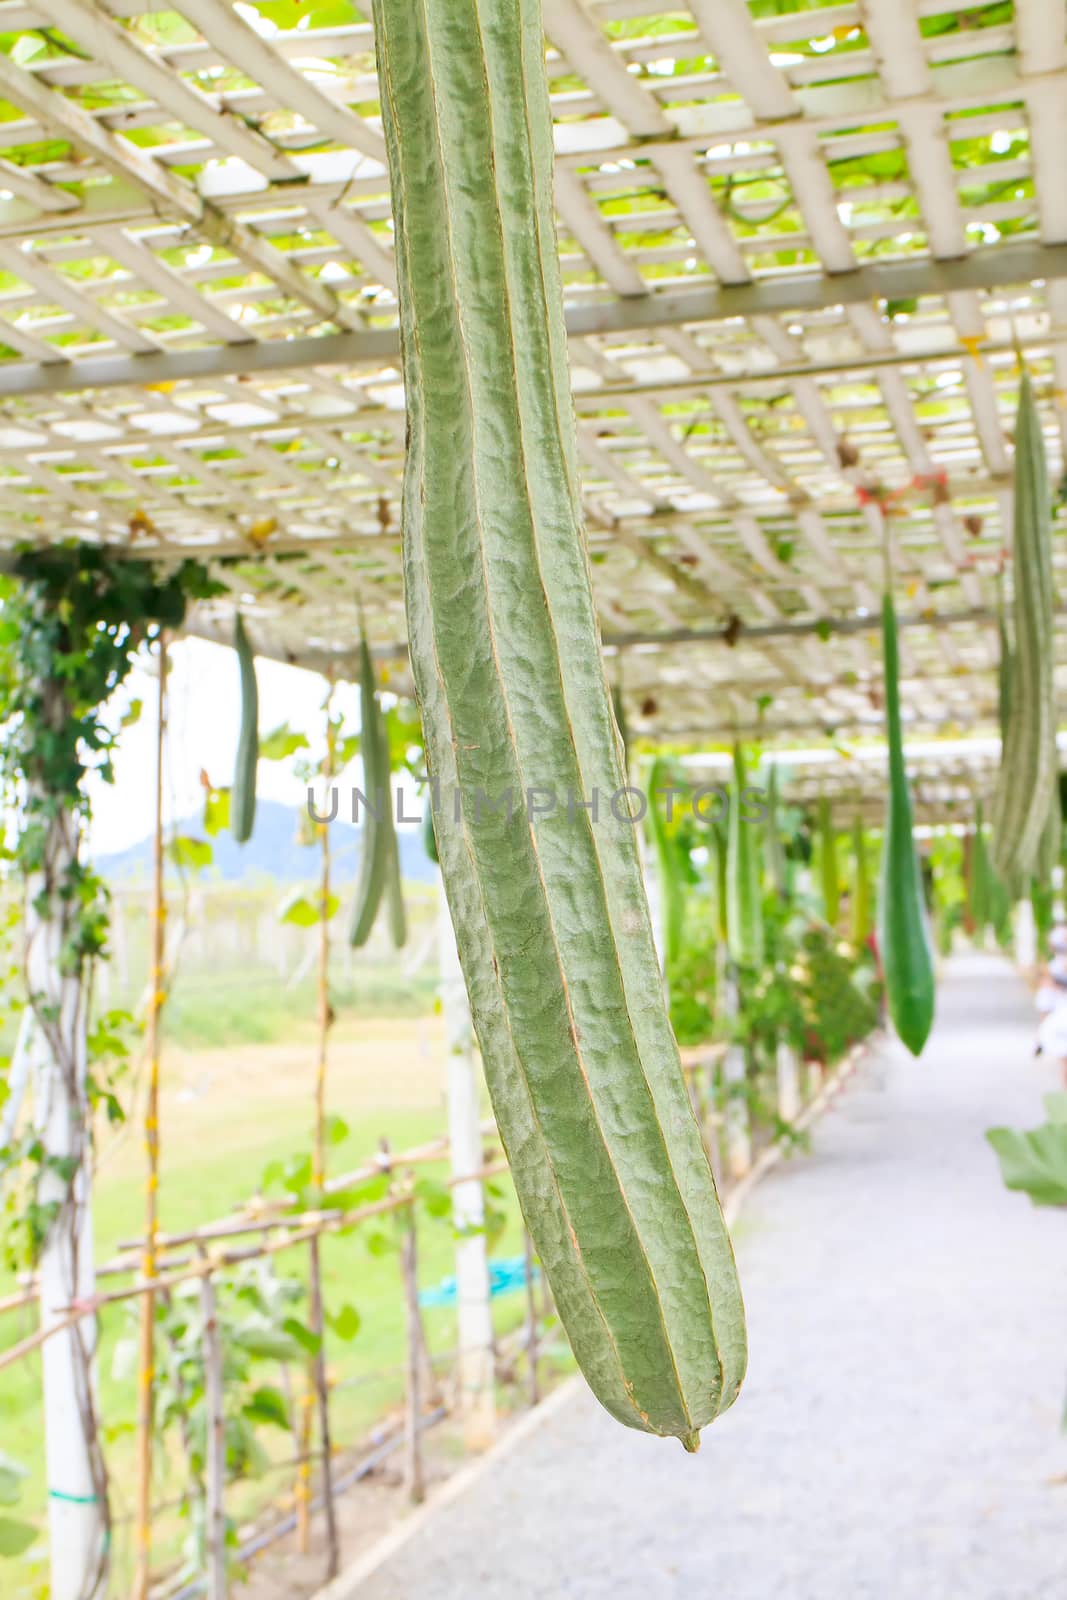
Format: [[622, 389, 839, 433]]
[[0, 53, 359, 333], [95, 227, 252, 345], [0, 243, 159, 354], [300, 195, 397, 295], [622, 394, 726, 504], [45, 0, 300, 182], [1026, 77, 1067, 244], [686, 0, 798, 121], [555, 167, 646, 295], [776, 124, 856, 275], [649, 145, 750, 286], [0, 155, 79, 214], [172, 0, 387, 166], [1015, 0, 1067, 75], [543, 0, 671, 138]]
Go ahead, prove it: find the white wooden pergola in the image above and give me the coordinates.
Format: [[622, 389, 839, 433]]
[[4, 10, 1066, 1598], [0, 0, 1063, 759]]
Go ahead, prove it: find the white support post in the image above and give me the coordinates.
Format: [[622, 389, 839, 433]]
[[438, 878, 496, 1449], [721, 970, 752, 1180], [28, 804, 106, 1600], [776, 1037, 800, 1125], [1014, 897, 1038, 975]]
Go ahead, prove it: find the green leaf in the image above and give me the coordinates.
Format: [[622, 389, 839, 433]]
[[0, 1459, 27, 1508], [325, 1114, 349, 1147], [259, 723, 310, 762], [203, 787, 230, 837], [987, 1123, 1067, 1206], [326, 1302, 361, 1342], [168, 834, 213, 871], [242, 1385, 290, 1430], [413, 1177, 452, 1220], [281, 1316, 321, 1356], [278, 890, 317, 927], [231, 1323, 303, 1363], [0, 1516, 38, 1557], [120, 698, 143, 729]]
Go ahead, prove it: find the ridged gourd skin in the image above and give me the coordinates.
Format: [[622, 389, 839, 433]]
[[991, 373, 1057, 881], [727, 745, 764, 971], [878, 593, 935, 1056], [349, 636, 406, 950], [231, 614, 258, 845], [373, 0, 746, 1445]]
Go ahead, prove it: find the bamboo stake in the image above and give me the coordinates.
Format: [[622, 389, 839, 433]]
[[522, 1231, 539, 1408], [399, 1208, 425, 1506], [134, 633, 167, 1600], [199, 1263, 227, 1600], [301, 689, 340, 1575]]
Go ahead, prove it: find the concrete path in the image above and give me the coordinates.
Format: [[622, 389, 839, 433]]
[[356, 955, 1067, 1600]]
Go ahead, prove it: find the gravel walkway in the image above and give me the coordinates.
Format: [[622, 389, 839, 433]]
[[354, 954, 1067, 1600]]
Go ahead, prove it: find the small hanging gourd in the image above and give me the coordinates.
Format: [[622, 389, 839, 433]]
[[646, 756, 686, 972], [878, 587, 935, 1056], [763, 763, 789, 899], [231, 614, 258, 845], [991, 371, 1057, 881], [818, 796, 840, 927], [851, 816, 871, 949], [727, 744, 763, 971], [349, 634, 406, 949]]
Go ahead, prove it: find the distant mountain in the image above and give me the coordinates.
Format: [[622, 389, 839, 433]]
[[95, 798, 437, 886]]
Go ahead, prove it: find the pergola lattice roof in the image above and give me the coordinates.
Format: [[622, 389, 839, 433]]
[[0, 0, 1064, 774]]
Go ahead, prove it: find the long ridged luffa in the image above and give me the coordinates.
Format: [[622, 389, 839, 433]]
[[372, 0, 746, 1444], [991, 373, 1056, 881]]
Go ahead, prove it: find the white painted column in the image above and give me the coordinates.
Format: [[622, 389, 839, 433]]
[[721, 969, 752, 1179], [438, 879, 497, 1448], [28, 815, 106, 1600], [1014, 898, 1038, 974]]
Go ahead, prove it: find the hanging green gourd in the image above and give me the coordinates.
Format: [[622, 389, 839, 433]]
[[764, 763, 789, 898], [818, 796, 840, 927], [231, 613, 258, 845], [646, 757, 686, 973], [878, 585, 936, 1056], [851, 815, 871, 949], [991, 371, 1056, 881], [970, 799, 991, 938], [727, 744, 763, 970], [373, 0, 745, 1447], [611, 679, 631, 779], [1037, 784, 1063, 887], [349, 635, 406, 950]]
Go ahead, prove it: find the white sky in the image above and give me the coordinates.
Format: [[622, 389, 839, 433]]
[[86, 638, 420, 856]]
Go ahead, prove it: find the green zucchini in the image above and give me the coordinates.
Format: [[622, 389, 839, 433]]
[[851, 816, 871, 949], [727, 744, 763, 970], [348, 630, 406, 940], [991, 372, 1056, 880], [818, 796, 840, 927], [374, 0, 746, 1446], [647, 756, 686, 971], [611, 680, 631, 779], [231, 614, 258, 844], [878, 591, 935, 1056], [763, 763, 788, 898], [969, 800, 990, 936]]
